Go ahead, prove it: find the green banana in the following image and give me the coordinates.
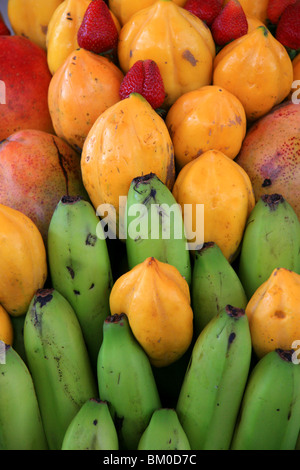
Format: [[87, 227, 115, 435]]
[[125, 173, 191, 285], [97, 313, 162, 450], [47, 195, 113, 369], [238, 194, 300, 299], [176, 305, 252, 450], [24, 288, 98, 450], [192, 242, 248, 337], [0, 341, 48, 450], [61, 398, 119, 450], [137, 408, 191, 450], [231, 349, 300, 450]]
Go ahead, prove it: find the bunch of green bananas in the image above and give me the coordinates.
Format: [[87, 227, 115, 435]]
[[0, 175, 299, 451]]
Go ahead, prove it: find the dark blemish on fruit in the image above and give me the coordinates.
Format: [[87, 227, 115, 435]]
[[182, 50, 198, 66], [67, 266, 75, 279], [86, 233, 97, 246]]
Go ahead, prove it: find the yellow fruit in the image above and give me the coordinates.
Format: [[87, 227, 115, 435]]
[[81, 92, 175, 238], [172, 149, 255, 262], [118, 0, 215, 108], [166, 85, 247, 170], [109, 257, 193, 368], [108, 0, 186, 26], [213, 26, 293, 121], [0, 204, 47, 317], [48, 48, 124, 151], [46, 0, 91, 75], [246, 268, 300, 359], [7, 0, 63, 49], [0, 304, 13, 346]]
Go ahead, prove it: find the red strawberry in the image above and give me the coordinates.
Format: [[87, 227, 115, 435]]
[[211, 0, 248, 47], [267, 0, 296, 25], [77, 0, 118, 54], [119, 60, 165, 109], [276, 0, 300, 50], [0, 14, 11, 36], [184, 0, 223, 26]]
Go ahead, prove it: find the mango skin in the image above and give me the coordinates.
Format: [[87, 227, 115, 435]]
[[109, 257, 194, 368], [0, 129, 88, 243], [236, 101, 300, 220], [0, 36, 54, 141], [246, 268, 300, 359]]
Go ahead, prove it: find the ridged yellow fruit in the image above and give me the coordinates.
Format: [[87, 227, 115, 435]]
[[81, 92, 175, 238], [108, 0, 186, 26], [246, 268, 300, 359], [109, 257, 193, 368], [0, 204, 47, 317], [213, 26, 293, 121], [118, 0, 215, 108], [166, 85, 247, 170], [172, 149, 255, 262]]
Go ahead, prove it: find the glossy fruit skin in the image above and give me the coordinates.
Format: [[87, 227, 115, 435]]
[[97, 313, 161, 450], [81, 93, 175, 237], [172, 149, 255, 262], [213, 26, 293, 121], [118, 0, 216, 108], [245, 268, 300, 359], [231, 349, 300, 450], [176, 305, 252, 450], [47, 195, 113, 370], [238, 194, 300, 300], [7, 0, 63, 49], [0, 204, 47, 317], [46, 0, 92, 75], [48, 48, 124, 151], [24, 289, 98, 450], [61, 399, 119, 450], [108, 0, 186, 26], [0, 344, 49, 450], [0, 129, 88, 243], [166, 85, 247, 170], [236, 100, 300, 220], [0, 35, 54, 141], [125, 173, 192, 286], [109, 257, 194, 368]]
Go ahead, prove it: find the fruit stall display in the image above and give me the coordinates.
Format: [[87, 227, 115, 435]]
[[0, 0, 299, 451]]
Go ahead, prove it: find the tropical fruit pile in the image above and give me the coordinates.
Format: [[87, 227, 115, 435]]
[[0, 0, 300, 451]]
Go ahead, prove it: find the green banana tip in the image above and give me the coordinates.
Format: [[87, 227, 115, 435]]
[[131, 172, 160, 190], [105, 313, 127, 324], [261, 193, 285, 210], [60, 195, 84, 205], [275, 349, 296, 363], [225, 305, 245, 319], [34, 288, 54, 308]]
